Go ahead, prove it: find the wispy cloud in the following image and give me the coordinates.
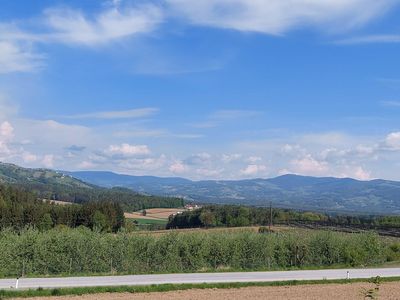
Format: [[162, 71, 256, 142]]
[[336, 34, 400, 44], [376, 78, 400, 89], [192, 109, 262, 128], [63, 107, 159, 120], [166, 0, 398, 35], [43, 4, 163, 46], [65, 145, 86, 152], [114, 129, 203, 139], [381, 100, 400, 107], [1, 0, 399, 75], [0, 2, 163, 74], [0, 41, 44, 73]]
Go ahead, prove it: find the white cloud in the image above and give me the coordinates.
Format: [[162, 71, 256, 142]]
[[0, 121, 14, 160], [246, 156, 262, 163], [354, 167, 371, 180], [16, 119, 92, 148], [169, 161, 187, 174], [240, 164, 267, 176], [300, 132, 350, 146], [196, 167, 223, 178], [42, 154, 55, 168], [106, 143, 151, 157], [22, 152, 37, 163], [0, 41, 43, 73], [167, 0, 397, 34], [44, 4, 163, 46], [64, 107, 159, 119], [386, 132, 400, 150], [290, 155, 328, 176], [0, 3, 163, 74], [77, 160, 96, 169], [221, 153, 242, 163], [118, 154, 167, 172], [0, 121, 14, 140], [0, 121, 35, 163], [341, 166, 371, 180]]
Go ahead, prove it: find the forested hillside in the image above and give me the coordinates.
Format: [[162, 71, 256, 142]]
[[0, 184, 124, 232], [0, 162, 185, 211]]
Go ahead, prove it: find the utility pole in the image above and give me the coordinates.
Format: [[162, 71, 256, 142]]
[[269, 201, 273, 231]]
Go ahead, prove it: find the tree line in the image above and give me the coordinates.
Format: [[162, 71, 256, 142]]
[[0, 184, 124, 232], [167, 205, 400, 229]]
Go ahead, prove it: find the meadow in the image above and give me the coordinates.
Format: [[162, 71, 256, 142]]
[[124, 208, 185, 228]]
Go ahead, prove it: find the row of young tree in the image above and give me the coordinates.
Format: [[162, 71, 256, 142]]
[[0, 228, 397, 277], [0, 185, 124, 232], [167, 205, 400, 229]]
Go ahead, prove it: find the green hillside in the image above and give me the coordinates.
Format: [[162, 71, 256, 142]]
[[0, 162, 185, 211]]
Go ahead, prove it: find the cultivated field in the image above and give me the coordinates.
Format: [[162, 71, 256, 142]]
[[124, 208, 186, 224], [16, 282, 400, 300]]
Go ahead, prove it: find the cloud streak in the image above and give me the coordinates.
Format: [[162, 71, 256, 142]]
[[192, 109, 262, 128], [381, 100, 400, 107], [63, 107, 159, 120], [43, 4, 163, 46], [336, 34, 400, 44], [166, 0, 398, 34], [1, 0, 399, 74], [0, 41, 44, 73]]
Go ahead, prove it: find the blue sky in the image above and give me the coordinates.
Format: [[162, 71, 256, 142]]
[[1, 0, 400, 180]]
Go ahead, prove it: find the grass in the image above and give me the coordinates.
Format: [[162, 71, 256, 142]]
[[130, 218, 168, 225], [1, 259, 399, 280], [1, 276, 400, 299]]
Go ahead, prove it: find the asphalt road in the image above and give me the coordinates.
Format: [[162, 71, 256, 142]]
[[1, 268, 399, 290]]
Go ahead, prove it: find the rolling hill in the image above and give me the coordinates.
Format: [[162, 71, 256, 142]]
[[0, 162, 184, 211], [69, 171, 400, 214]]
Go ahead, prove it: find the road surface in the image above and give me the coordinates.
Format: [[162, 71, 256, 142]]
[[0, 268, 399, 290]]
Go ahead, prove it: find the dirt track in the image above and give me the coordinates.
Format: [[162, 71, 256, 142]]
[[17, 282, 400, 300]]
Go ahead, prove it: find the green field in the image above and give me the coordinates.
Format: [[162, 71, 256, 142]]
[[129, 218, 168, 225]]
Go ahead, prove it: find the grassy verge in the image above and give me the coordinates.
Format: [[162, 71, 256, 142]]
[[1, 276, 400, 299], [1, 261, 399, 279]]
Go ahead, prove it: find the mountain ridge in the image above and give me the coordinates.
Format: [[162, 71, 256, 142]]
[[69, 170, 400, 214], [0, 162, 185, 211]]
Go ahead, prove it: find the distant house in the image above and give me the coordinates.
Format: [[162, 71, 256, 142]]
[[184, 204, 201, 211]]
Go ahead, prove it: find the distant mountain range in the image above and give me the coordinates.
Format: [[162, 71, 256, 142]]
[[1, 161, 399, 214], [69, 171, 400, 214]]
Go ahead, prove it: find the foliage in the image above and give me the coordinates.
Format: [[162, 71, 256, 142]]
[[167, 205, 400, 230], [0, 185, 124, 232], [0, 228, 395, 278]]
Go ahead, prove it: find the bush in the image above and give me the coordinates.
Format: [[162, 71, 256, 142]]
[[0, 228, 394, 277]]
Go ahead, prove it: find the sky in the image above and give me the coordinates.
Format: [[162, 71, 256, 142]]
[[1, 0, 400, 181]]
